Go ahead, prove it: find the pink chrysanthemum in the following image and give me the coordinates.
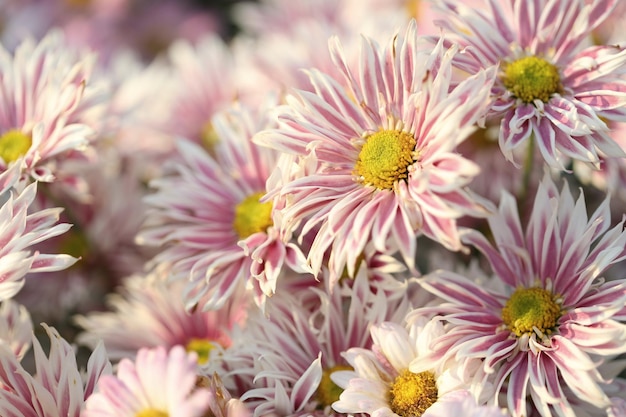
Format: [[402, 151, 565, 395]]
[[83, 345, 211, 417], [254, 20, 496, 280], [409, 174, 626, 416], [0, 163, 77, 301], [0, 323, 111, 417], [433, 0, 626, 168], [0, 30, 107, 181], [75, 265, 248, 370], [137, 103, 309, 310]]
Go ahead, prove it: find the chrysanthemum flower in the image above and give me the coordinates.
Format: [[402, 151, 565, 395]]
[[332, 318, 491, 417], [409, 174, 626, 416], [83, 345, 211, 417], [0, 30, 107, 181], [0, 163, 77, 301], [137, 103, 309, 310], [0, 323, 111, 417], [254, 20, 496, 279], [75, 265, 247, 370], [232, 271, 422, 415], [165, 34, 240, 147], [433, 0, 626, 168]]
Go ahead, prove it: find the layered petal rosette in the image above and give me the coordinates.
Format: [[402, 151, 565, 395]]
[[433, 0, 626, 168], [409, 174, 626, 416], [137, 102, 309, 310], [255, 20, 496, 280], [0, 30, 107, 181], [332, 318, 501, 417]]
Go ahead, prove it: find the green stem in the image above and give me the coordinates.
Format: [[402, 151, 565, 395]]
[[518, 134, 535, 206]]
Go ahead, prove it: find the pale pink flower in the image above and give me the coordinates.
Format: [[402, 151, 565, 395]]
[[433, 0, 626, 168], [0, 163, 77, 301], [0, 30, 108, 181], [137, 103, 309, 310], [83, 345, 211, 417], [0, 323, 111, 417], [75, 265, 248, 369], [165, 34, 242, 146], [409, 174, 626, 416], [255, 20, 496, 280]]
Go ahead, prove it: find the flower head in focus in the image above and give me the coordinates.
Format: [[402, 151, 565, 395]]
[[254, 20, 496, 282], [410, 173, 626, 416], [0, 30, 108, 181], [434, 0, 626, 169], [137, 102, 309, 311], [332, 317, 491, 417]]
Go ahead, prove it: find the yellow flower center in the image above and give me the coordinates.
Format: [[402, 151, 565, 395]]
[[200, 121, 220, 154], [388, 369, 438, 417], [354, 130, 416, 190], [135, 410, 168, 417], [406, 0, 421, 18], [502, 287, 562, 337], [232, 192, 273, 239], [315, 365, 353, 407], [0, 129, 31, 164], [502, 56, 562, 103], [186, 338, 216, 365]]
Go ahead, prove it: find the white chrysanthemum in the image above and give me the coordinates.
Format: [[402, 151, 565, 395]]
[[332, 318, 488, 417]]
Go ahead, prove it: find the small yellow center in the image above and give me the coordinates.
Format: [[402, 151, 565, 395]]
[[232, 192, 273, 239], [186, 338, 216, 365], [502, 287, 562, 337], [502, 56, 562, 103], [315, 365, 353, 407], [388, 369, 438, 417], [135, 409, 168, 417], [406, 0, 421, 18], [0, 129, 31, 164], [354, 130, 416, 190], [200, 121, 220, 154]]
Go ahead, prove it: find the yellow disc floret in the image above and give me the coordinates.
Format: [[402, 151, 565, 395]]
[[502, 56, 562, 103], [186, 338, 216, 365], [354, 130, 416, 190], [388, 369, 438, 417], [502, 287, 562, 338], [232, 192, 273, 239], [200, 121, 220, 154], [135, 409, 168, 417], [315, 365, 353, 407], [0, 129, 31, 164]]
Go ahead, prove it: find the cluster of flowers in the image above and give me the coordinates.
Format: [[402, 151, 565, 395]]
[[2, 0, 626, 416]]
